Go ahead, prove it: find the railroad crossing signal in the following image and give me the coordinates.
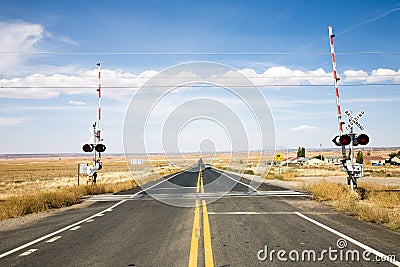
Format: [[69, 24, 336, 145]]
[[332, 135, 351, 146], [82, 143, 106, 153], [274, 153, 283, 162], [345, 110, 365, 131], [82, 144, 93, 152], [95, 144, 106, 152], [332, 133, 369, 147], [355, 133, 369, 146], [328, 26, 371, 191], [332, 110, 369, 147]]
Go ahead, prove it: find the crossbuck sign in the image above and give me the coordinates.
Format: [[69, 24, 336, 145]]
[[344, 110, 365, 131]]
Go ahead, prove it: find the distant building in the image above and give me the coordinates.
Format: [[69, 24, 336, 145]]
[[298, 157, 309, 165], [307, 158, 324, 166], [364, 156, 385, 166], [391, 156, 400, 165], [324, 156, 341, 165], [282, 157, 307, 166]]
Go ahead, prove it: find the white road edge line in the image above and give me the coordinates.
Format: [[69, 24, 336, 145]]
[[0, 170, 185, 259], [46, 236, 62, 243], [295, 212, 400, 267], [213, 169, 260, 193]]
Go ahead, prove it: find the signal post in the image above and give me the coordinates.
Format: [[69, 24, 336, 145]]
[[329, 27, 370, 191], [81, 62, 107, 184]]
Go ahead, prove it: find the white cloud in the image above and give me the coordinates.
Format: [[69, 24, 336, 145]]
[[0, 21, 44, 72], [343, 68, 400, 83], [1, 65, 400, 99], [244, 67, 400, 87], [290, 124, 317, 132], [0, 68, 157, 99], [0, 117, 31, 126], [57, 36, 78, 45], [239, 66, 332, 87], [368, 68, 398, 83], [343, 70, 368, 82], [240, 67, 400, 87], [68, 100, 86, 106]]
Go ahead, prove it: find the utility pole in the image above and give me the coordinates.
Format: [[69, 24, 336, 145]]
[[320, 143, 322, 160], [286, 147, 289, 168]]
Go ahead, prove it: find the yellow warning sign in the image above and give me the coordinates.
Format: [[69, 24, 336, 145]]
[[274, 153, 283, 161]]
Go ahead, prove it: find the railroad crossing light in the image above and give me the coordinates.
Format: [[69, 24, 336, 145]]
[[339, 134, 352, 146], [95, 144, 106, 152], [357, 134, 369, 145], [332, 135, 352, 146], [82, 144, 93, 152], [332, 136, 340, 146]]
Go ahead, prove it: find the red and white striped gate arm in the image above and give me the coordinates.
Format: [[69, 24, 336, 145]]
[[329, 26, 344, 136], [96, 62, 102, 142]]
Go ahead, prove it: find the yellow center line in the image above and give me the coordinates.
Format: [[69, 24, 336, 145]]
[[189, 199, 200, 267], [196, 170, 201, 193], [202, 199, 214, 267], [189, 168, 215, 267]]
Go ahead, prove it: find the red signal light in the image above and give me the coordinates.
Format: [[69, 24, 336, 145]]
[[357, 134, 369, 145], [95, 144, 106, 152], [339, 135, 352, 146], [82, 144, 93, 152]]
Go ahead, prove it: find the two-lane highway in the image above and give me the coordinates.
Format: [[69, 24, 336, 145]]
[[1, 168, 400, 266]]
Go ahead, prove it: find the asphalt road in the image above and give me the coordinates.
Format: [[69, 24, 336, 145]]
[[1, 167, 400, 266]]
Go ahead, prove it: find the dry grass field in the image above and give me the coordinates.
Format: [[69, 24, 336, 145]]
[[305, 181, 400, 230], [0, 155, 182, 220], [211, 148, 400, 231], [0, 156, 129, 199], [0, 155, 185, 199]]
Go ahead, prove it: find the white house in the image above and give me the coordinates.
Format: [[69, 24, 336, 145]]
[[391, 156, 400, 165], [364, 156, 385, 166], [307, 158, 324, 166]]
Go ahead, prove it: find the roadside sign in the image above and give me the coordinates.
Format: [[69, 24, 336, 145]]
[[131, 159, 144, 165], [78, 163, 87, 174], [274, 153, 283, 161], [345, 110, 365, 131]]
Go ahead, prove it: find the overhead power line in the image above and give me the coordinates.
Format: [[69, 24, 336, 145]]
[[1, 51, 400, 55], [1, 74, 399, 79], [1, 83, 400, 89]]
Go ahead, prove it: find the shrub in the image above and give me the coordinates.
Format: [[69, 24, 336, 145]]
[[244, 169, 254, 175]]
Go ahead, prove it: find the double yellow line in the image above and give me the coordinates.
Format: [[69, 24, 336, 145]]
[[189, 169, 214, 267]]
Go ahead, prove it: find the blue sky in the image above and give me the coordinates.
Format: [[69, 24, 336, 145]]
[[0, 0, 399, 153]]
